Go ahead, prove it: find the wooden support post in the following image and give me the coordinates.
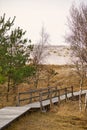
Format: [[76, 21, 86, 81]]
[[39, 92, 43, 112], [29, 92, 32, 103], [47, 86, 50, 99], [57, 89, 60, 104], [84, 92, 87, 111], [65, 88, 67, 101], [71, 86, 73, 97], [17, 93, 20, 106], [49, 90, 53, 108], [55, 86, 57, 97]]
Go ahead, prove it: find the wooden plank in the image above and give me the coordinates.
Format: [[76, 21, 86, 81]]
[[0, 89, 87, 130], [0, 106, 31, 130]]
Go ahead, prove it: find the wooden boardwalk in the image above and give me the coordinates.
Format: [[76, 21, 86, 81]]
[[0, 88, 87, 130]]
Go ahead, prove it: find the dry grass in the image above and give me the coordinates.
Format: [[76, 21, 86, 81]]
[[0, 65, 87, 108], [4, 99, 87, 130], [1, 65, 87, 130]]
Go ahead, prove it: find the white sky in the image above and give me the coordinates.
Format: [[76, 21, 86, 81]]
[[0, 0, 87, 45]]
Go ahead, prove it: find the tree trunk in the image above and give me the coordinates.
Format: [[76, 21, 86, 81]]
[[6, 76, 10, 102], [13, 83, 17, 102], [34, 68, 39, 88], [34, 74, 39, 88]]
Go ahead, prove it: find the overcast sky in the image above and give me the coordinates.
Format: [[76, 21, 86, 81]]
[[0, 0, 87, 45]]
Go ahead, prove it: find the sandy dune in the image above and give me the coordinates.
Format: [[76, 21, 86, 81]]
[[43, 45, 72, 65]]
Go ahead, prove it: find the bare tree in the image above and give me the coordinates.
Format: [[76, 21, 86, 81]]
[[65, 3, 87, 111], [32, 25, 50, 88], [32, 25, 49, 65], [44, 68, 58, 87], [74, 60, 86, 111]]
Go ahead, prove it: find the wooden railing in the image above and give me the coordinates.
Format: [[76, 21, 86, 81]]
[[39, 86, 73, 111], [17, 86, 73, 107]]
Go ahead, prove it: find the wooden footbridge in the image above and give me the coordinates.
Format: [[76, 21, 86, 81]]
[[0, 86, 87, 130]]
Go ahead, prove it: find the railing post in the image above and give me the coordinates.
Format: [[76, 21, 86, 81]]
[[49, 89, 53, 108], [71, 86, 73, 97], [47, 86, 50, 99], [57, 89, 60, 104], [29, 92, 32, 103], [55, 86, 57, 97], [39, 92, 43, 112], [17, 93, 20, 106], [65, 88, 67, 101], [84, 92, 87, 111]]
